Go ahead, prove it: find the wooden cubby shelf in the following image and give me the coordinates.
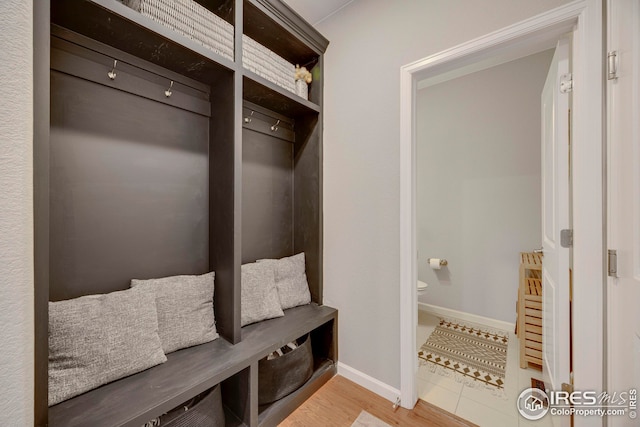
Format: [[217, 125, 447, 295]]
[[36, 0, 331, 426], [52, 0, 235, 82], [243, 71, 320, 117], [257, 360, 335, 426], [243, 0, 323, 66]]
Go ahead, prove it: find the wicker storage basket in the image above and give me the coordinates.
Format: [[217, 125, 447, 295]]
[[124, 0, 234, 61], [143, 384, 225, 427], [258, 334, 313, 405], [242, 34, 296, 94]]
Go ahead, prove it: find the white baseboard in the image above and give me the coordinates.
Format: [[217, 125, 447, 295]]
[[337, 362, 400, 404], [418, 302, 515, 333]]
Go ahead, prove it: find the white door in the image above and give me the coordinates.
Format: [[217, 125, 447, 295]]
[[607, 1, 640, 426], [541, 38, 571, 427]]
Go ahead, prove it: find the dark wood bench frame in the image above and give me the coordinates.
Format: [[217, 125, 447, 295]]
[[34, 0, 332, 425]]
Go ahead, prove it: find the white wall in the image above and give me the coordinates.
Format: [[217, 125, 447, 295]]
[[317, 0, 571, 391], [0, 2, 34, 426], [416, 50, 553, 323]]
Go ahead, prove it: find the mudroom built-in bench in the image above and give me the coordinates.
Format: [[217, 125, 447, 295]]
[[48, 304, 337, 427], [34, 1, 334, 426]]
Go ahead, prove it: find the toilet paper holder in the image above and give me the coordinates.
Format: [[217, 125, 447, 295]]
[[427, 258, 448, 267]]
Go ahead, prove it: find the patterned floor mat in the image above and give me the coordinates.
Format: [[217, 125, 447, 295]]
[[418, 318, 509, 390]]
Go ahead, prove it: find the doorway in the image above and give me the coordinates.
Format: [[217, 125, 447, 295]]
[[415, 49, 553, 325], [399, 2, 604, 423], [413, 48, 557, 426]]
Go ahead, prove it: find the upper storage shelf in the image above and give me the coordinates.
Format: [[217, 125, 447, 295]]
[[241, 0, 328, 114], [52, 0, 235, 84], [243, 0, 328, 67], [52, 0, 329, 114]]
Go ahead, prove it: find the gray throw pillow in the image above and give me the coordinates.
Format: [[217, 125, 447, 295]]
[[241, 262, 285, 326], [48, 287, 167, 406], [259, 253, 311, 309], [131, 272, 218, 354]]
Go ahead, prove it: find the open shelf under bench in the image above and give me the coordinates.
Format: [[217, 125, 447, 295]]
[[49, 304, 337, 427]]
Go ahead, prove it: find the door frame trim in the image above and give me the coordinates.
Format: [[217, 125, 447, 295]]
[[399, 1, 604, 420]]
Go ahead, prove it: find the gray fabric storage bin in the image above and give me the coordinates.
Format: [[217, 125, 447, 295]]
[[258, 334, 313, 405]]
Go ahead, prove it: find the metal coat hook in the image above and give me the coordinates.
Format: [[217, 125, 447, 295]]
[[107, 59, 117, 80], [244, 111, 254, 123], [165, 81, 174, 98], [270, 119, 280, 132]]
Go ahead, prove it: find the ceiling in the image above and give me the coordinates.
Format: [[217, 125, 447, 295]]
[[282, 0, 354, 25]]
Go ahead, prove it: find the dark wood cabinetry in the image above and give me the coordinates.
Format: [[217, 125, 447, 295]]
[[34, 1, 333, 425]]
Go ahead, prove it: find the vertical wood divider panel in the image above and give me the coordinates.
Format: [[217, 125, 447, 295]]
[[250, 362, 259, 427], [222, 366, 253, 426], [294, 113, 322, 303], [210, 70, 242, 344]]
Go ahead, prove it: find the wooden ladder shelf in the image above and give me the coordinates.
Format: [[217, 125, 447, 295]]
[[517, 252, 543, 370]]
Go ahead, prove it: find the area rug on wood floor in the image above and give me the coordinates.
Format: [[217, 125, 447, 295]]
[[418, 318, 509, 392], [350, 410, 392, 427]]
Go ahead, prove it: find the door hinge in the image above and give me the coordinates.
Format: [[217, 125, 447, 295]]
[[560, 73, 573, 93], [560, 229, 573, 248], [608, 51, 618, 80], [608, 249, 618, 277], [562, 382, 574, 393]]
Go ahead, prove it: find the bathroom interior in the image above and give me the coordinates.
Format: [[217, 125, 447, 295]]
[[413, 48, 557, 425]]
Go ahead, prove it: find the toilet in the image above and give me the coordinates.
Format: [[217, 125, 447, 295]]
[[417, 280, 428, 295]]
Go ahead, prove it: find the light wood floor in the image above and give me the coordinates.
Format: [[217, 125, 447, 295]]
[[279, 375, 478, 427]]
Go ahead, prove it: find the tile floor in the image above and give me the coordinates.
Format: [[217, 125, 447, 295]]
[[416, 310, 553, 427]]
